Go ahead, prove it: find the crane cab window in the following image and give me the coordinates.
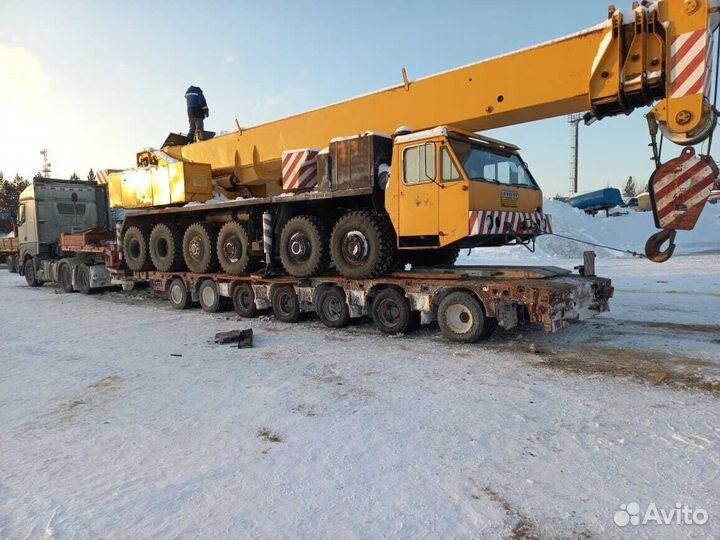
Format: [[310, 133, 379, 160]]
[[403, 143, 436, 184], [450, 138, 537, 188], [442, 147, 461, 182]]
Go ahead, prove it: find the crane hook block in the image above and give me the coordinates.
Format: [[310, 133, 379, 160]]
[[644, 229, 677, 263]]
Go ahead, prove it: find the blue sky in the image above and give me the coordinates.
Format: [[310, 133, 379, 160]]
[[1, 0, 712, 194]]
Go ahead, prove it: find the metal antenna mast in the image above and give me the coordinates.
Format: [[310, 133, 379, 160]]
[[40, 149, 52, 178], [568, 113, 583, 194]]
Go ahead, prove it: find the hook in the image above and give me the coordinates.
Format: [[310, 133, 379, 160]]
[[644, 229, 677, 263]]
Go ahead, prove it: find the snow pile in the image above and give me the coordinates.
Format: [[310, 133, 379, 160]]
[[465, 199, 720, 261], [0, 231, 15, 238]]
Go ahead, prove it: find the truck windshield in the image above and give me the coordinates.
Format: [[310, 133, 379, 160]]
[[449, 138, 537, 188]]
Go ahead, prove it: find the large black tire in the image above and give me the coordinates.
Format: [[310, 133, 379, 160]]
[[150, 223, 184, 272], [271, 285, 300, 323], [217, 221, 251, 275], [406, 247, 460, 269], [123, 225, 152, 272], [24, 258, 42, 287], [183, 222, 219, 274], [437, 291, 487, 343], [7, 255, 18, 274], [330, 211, 396, 279], [167, 278, 190, 310], [279, 215, 330, 278], [59, 263, 74, 293], [232, 282, 257, 318], [316, 286, 350, 328], [77, 264, 95, 295], [372, 288, 412, 335]]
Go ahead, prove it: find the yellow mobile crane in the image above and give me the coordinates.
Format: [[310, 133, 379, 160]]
[[109, 0, 720, 280]]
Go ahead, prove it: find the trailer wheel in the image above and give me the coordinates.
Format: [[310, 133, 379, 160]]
[[167, 278, 190, 310], [372, 288, 412, 335], [437, 291, 487, 343], [78, 264, 95, 295], [7, 255, 18, 274], [279, 215, 330, 278], [123, 225, 152, 272], [271, 285, 300, 323], [24, 258, 42, 287], [331, 211, 396, 279], [217, 221, 251, 275], [150, 223, 184, 272], [232, 282, 257, 318], [198, 279, 223, 313], [58, 263, 74, 293], [317, 286, 350, 328], [183, 222, 219, 274]]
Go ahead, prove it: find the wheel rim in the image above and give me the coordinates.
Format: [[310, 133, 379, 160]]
[[239, 289, 252, 309], [288, 232, 311, 263], [188, 236, 204, 261], [223, 237, 243, 264], [129, 239, 141, 259], [170, 282, 184, 304], [341, 230, 369, 266], [376, 298, 401, 327], [278, 292, 293, 315], [157, 238, 169, 258], [201, 284, 216, 306], [323, 295, 343, 321], [445, 304, 474, 334]]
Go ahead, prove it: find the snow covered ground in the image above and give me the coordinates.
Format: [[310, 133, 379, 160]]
[[1, 249, 719, 539]]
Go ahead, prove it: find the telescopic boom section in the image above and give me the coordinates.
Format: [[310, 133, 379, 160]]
[[165, 0, 719, 187]]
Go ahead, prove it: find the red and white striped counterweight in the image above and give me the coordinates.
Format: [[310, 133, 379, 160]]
[[281, 149, 319, 191]]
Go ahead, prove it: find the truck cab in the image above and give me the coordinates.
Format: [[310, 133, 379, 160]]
[[17, 179, 112, 288], [386, 126, 549, 251]]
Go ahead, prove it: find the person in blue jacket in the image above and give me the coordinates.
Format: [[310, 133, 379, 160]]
[[185, 85, 209, 143]]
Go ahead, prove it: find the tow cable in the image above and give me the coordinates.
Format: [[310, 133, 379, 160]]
[[545, 232, 647, 259]]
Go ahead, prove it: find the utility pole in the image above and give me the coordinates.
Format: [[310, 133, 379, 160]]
[[568, 113, 583, 194], [40, 149, 52, 178]]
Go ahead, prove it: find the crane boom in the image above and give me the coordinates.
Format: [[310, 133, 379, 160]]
[[158, 0, 718, 187]]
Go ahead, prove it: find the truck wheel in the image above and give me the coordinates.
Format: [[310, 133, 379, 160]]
[[199, 279, 222, 313], [123, 225, 152, 272], [77, 264, 95, 295], [271, 285, 300, 323], [437, 291, 487, 343], [183, 222, 219, 274], [167, 278, 190, 310], [150, 223, 184, 272], [406, 247, 460, 269], [217, 221, 251, 275], [232, 282, 257, 318], [317, 286, 350, 328], [372, 288, 412, 334], [279, 215, 330, 278], [331, 211, 396, 279], [24, 258, 42, 287], [59, 263, 74, 293]]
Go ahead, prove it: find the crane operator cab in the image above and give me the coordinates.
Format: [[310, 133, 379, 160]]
[[385, 126, 550, 253]]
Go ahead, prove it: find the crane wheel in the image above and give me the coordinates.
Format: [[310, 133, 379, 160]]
[[183, 222, 219, 274], [371, 287, 412, 335], [217, 221, 251, 275], [232, 282, 257, 318], [150, 223, 184, 272], [167, 278, 190, 310], [198, 279, 230, 312], [330, 211, 397, 279], [24, 258, 42, 287], [279, 215, 330, 278], [437, 291, 488, 343], [58, 263, 74, 293], [406, 247, 460, 269], [317, 286, 350, 328], [271, 285, 300, 323], [123, 225, 153, 272]]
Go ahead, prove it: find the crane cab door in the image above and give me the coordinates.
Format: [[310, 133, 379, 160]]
[[397, 142, 440, 246]]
